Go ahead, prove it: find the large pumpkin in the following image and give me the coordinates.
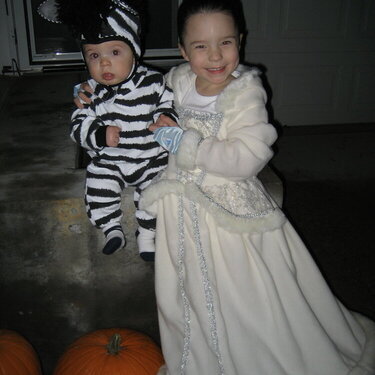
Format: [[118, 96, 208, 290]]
[[0, 329, 42, 375], [53, 328, 164, 375]]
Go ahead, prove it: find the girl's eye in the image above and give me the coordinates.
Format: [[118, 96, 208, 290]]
[[195, 44, 206, 49], [113, 49, 120, 55], [90, 53, 99, 59], [222, 40, 232, 45]]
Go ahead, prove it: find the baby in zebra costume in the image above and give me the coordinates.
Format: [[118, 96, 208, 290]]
[[38, 0, 178, 260]]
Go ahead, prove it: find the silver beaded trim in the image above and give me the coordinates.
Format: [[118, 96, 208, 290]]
[[178, 195, 191, 374], [192, 182, 276, 220], [190, 200, 225, 374], [177, 108, 223, 139]]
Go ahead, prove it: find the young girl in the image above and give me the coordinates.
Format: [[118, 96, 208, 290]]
[[140, 0, 375, 373]]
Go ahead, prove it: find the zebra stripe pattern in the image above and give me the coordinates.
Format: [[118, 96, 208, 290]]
[[71, 64, 176, 234], [107, 6, 141, 58]]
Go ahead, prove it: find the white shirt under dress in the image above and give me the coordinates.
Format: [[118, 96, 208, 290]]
[[183, 85, 217, 113]]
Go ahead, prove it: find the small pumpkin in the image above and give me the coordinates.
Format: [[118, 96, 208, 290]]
[[53, 328, 164, 375], [0, 329, 42, 375]]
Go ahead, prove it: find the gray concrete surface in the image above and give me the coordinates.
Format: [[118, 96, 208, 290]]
[[0, 72, 374, 375], [0, 73, 160, 374]]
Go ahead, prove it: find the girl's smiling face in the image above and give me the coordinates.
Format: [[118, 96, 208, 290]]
[[179, 12, 241, 96], [83, 40, 134, 86]]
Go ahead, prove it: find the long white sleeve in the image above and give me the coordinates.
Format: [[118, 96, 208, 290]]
[[176, 72, 277, 179]]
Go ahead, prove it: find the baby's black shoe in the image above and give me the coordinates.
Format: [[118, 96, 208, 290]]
[[102, 228, 126, 255]]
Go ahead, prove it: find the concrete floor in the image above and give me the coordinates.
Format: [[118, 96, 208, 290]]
[[0, 72, 374, 374]]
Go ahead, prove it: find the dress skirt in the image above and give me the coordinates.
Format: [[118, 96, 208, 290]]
[[154, 193, 375, 375]]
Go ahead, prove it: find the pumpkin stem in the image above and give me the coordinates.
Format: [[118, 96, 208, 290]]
[[106, 333, 122, 355]]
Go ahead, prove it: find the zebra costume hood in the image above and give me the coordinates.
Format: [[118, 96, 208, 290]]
[[37, 0, 142, 59]]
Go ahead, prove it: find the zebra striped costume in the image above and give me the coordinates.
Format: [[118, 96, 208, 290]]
[[71, 63, 177, 255]]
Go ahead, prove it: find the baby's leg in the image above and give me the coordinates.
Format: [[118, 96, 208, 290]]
[[134, 186, 156, 261], [85, 161, 126, 254], [131, 152, 168, 261]]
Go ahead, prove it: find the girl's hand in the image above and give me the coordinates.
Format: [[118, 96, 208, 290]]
[[106, 126, 121, 147], [73, 82, 93, 109], [149, 114, 178, 132]]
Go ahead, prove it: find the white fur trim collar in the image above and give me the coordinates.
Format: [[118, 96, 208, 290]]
[[168, 63, 263, 112]]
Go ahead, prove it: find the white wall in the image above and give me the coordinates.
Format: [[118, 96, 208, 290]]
[[242, 0, 375, 125]]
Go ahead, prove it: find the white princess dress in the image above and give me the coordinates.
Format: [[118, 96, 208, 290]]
[[140, 63, 375, 375]]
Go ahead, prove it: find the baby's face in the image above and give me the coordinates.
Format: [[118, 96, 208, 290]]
[[83, 40, 134, 85]]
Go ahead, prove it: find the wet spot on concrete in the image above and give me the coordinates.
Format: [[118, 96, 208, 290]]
[[69, 224, 83, 234]]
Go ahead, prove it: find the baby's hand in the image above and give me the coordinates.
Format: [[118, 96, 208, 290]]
[[106, 126, 121, 147], [73, 82, 93, 109], [149, 114, 178, 132]]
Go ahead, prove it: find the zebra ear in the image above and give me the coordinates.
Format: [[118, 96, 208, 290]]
[[37, 0, 61, 23], [110, 0, 138, 15]]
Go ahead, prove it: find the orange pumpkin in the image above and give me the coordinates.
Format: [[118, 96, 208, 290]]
[[0, 329, 42, 375], [53, 328, 164, 375]]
